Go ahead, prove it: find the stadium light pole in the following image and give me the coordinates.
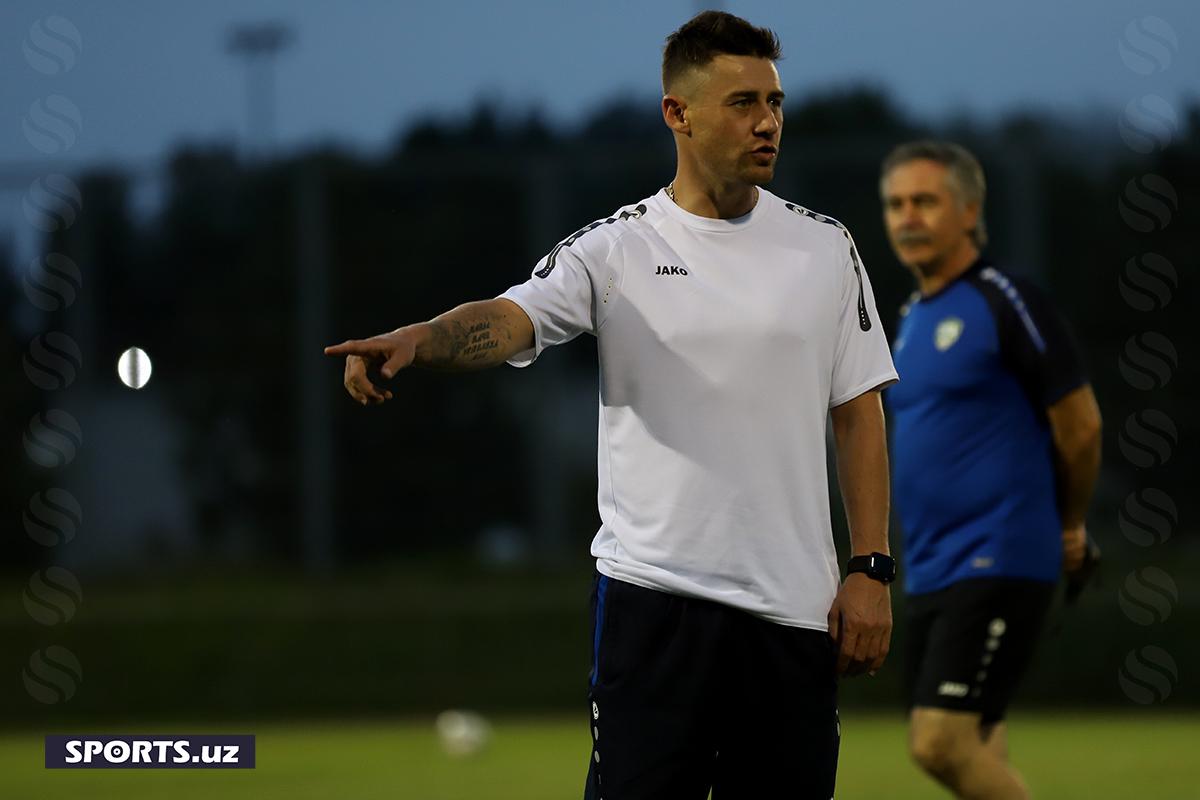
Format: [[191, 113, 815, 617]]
[[296, 166, 334, 573], [225, 22, 293, 159], [227, 23, 333, 571]]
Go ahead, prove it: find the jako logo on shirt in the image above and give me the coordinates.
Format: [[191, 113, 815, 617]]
[[655, 265, 689, 276]]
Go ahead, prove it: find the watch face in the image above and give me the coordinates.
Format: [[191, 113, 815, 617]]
[[870, 554, 896, 581], [849, 554, 895, 583]]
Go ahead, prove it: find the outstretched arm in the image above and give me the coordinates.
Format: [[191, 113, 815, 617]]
[[324, 298, 534, 405]]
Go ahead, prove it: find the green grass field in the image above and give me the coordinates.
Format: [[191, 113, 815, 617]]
[[3, 712, 1196, 799]]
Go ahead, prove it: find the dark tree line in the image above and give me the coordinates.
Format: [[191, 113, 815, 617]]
[[5, 88, 1194, 571]]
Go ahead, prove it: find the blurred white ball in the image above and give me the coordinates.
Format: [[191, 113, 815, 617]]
[[117, 347, 152, 389], [435, 709, 491, 757]]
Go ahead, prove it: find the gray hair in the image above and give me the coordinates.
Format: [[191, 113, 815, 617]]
[[881, 140, 988, 249]]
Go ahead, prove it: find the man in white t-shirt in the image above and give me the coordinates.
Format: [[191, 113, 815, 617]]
[[326, 11, 897, 799]]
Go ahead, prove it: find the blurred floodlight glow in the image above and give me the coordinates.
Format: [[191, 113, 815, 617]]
[[117, 347, 152, 389]]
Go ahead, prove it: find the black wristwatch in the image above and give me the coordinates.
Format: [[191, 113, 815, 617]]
[[846, 552, 897, 584]]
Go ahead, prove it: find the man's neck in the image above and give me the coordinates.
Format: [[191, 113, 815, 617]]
[[668, 169, 759, 220], [914, 243, 981, 297]]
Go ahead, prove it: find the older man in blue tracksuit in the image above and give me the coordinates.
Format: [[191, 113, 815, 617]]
[[880, 141, 1102, 800]]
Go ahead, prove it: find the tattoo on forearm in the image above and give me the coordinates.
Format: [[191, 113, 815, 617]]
[[462, 321, 497, 360], [426, 320, 467, 363], [426, 316, 508, 367], [423, 302, 521, 370]]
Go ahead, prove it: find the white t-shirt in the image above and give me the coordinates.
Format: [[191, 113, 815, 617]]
[[499, 187, 897, 630]]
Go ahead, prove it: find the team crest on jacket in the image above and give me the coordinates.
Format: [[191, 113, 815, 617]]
[[934, 317, 964, 351]]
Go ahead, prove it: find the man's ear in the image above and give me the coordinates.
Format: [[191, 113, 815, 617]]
[[963, 201, 980, 235], [662, 94, 690, 135]]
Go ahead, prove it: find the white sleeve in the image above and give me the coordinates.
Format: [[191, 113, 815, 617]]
[[498, 240, 598, 368], [828, 231, 899, 406]]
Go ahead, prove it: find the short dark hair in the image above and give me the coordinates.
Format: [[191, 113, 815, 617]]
[[881, 140, 989, 248], [662, 11, 781, 94]]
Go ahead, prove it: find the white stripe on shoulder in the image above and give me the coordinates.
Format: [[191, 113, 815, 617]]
[[978, 267, 1047, 353]]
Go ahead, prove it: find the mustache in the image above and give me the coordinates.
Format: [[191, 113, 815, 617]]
[[895, 231, 932, 245]]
